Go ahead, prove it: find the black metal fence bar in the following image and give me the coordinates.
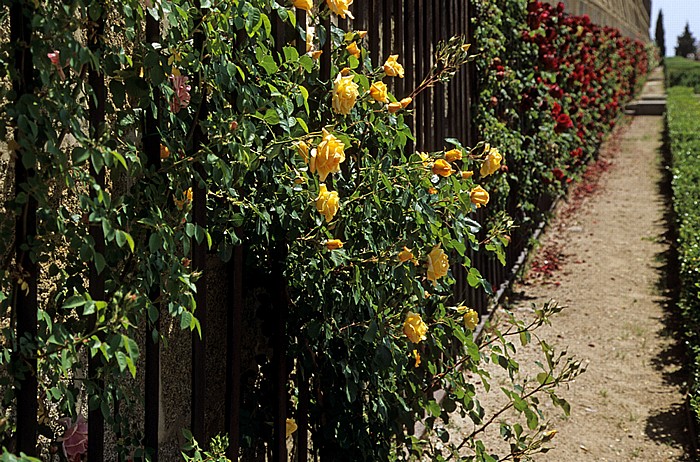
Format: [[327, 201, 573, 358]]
[[191, 0, 209, 444], [87, 3, 106, 460], [144, 11, 162, 461], [11, 0, 38, 455]]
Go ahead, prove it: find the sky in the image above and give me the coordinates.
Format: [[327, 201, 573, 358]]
[[650, 0, 700, 56]]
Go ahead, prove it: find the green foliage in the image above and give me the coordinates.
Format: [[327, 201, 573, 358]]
[[655, 10, 666, 59], [674, 22, 698, 58], [667, 86, 700, 441], [0, 0, 583, 460], [181, 431, 230, 462], [666, 57, 700, 93]]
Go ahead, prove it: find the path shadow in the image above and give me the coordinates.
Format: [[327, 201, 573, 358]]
[[643, 125, 696, 458]]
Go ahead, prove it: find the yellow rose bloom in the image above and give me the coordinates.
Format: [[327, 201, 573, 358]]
[[332, 73, 359, 115], [400, 97, 413, 108], [412, 349, 421, 368], [160, 144, 170, 159], [311, 128, 346, 181], [461, 170, 474, 179], [470, 185, 489, 208], [174, 187, 193, 210], [316, 184, 340, 222], [325, 239, 344, 250], [326, 0, 354, 18], [286, 418, 298, 437], [387, 101, 402, 113], [346, 41, 361, 58], [383, 54, 404, 78], [463, 309, 479, 330], [369, 81, 388, 103], [426, 245, 449, 285], [431, 159, 454, 177], [480, 146, 502, 177], [295, 140, 310, 164], [398, 246, 414, 263], [462, 43, 471, 53], [356, 30, 368, 39], [445, 148, 462, 162], [310, 50, 323, 60], [293, 0, 312, 10], [403, 311, 428, 343]]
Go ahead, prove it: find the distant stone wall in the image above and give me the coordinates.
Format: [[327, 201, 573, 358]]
[[553, 0, 651, 41]]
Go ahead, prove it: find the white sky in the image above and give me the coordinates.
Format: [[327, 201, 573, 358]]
[[650, 0, 700, 55]]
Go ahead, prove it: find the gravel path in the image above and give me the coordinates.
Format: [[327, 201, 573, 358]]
[[475, 90, 695, 462]]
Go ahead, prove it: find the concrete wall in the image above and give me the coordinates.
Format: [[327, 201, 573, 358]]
[[553, 0, 651, 41]]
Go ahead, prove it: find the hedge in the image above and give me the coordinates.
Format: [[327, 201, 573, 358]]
[[667, 86, 700, 437], [666, 57, 700, 93]]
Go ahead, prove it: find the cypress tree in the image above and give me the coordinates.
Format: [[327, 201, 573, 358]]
[[655, 10, 666, 59], [675, 22, 697, 58]]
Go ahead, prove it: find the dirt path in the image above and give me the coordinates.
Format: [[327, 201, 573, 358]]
[[477, 94, 694, 458]]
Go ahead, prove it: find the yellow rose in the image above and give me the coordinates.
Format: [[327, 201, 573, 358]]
[[431, 159, 454, 177], [412, 349, 421, 368], [311, 128, 346, 181], [480, 145, 502, 177], [445, 148, 462, 162], [316, 184, 340, 222], [332, 73, 359, 115], [461, 170, 474, 179], [293, 0, 312, 10], [383, 54, 404, 78], [326, 0, 353, 18], [463, 308, 479, 330], [400, 97, 412, 108], [462, 43, 471, 53], [346, 41, 361, 58], [369, 81, 388, 103], [325, 239, 343, 250], [286, 418, 298, 437], [160, 144, 170, 159], [174, 187, 193, 210], [310, 50, 323, 60], [470, 185, 489, 208], [295, 140, 310, 164], [387, 101, 402, 113], [398, 246, 414, 263], [426, 245, 449, 285], [403, 311, 428, 343], [356, 30, 368, 39]]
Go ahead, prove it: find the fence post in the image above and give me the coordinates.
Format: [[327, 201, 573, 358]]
[[191, 0, 209, 444], [144, 10, 162, 461], [11, 0, 38, 455], [87, 2, 106, 460]]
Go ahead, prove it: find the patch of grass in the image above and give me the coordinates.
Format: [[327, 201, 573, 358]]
[[666, 57, 700, 93]]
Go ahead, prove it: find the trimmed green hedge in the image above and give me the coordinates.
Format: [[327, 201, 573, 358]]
[[667, 86, 700, 433], [666, 57, 700, 93]]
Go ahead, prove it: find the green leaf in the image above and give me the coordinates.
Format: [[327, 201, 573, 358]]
[[62, 295, 86, 310]]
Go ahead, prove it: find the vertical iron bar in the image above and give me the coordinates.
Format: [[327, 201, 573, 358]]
[[393, 0, 404, 100], [225, 246, 243, 460], [87, 4, 106, 460], [404, 0, 416, 151], [320, 15, 331, 81], [191, 0, 209, 443], [369, 0, 379, 68], [144, 11, 162, 462], [272, 244, 288, 462], [11, 0, 37, 455]]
